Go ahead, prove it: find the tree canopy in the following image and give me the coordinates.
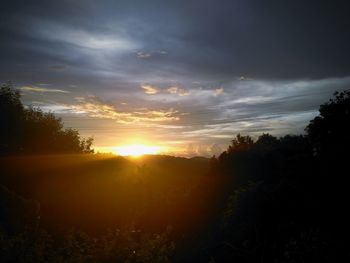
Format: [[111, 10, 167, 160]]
[[306, 90, 350, 157], [0, 83, 93, 155]]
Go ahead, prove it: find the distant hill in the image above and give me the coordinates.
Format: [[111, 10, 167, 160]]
[[0, 154, 212, 235]]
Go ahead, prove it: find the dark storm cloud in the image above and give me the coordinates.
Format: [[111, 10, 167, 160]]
[[1, 0, 349, 83]]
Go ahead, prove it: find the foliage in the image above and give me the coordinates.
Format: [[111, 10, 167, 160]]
[[207, 90, 350, 262], [0, 83, 93, 155], [1, 182, 176, 262], [221, 181, 257, 229], [227, 134, 254, 153], [0, 226, 175, 263], [306, 90, 350, 157]]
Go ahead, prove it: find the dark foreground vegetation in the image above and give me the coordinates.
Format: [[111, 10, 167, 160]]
[[1, 83, 350, 262]]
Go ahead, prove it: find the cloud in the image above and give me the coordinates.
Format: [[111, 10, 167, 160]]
[[220, 96, 273, 106], [33, 19, 138, 51], [136, 50, 168, 59], [136, 52, 152, 59], [213, 87, 224, 96], [181, 110, 319, 143], [185, 143, 222, 157], [167, 86, 178, 94], [178, 89, 190, 96], [237, 76, 254, 81], [166, 86, 191, 96], [130, 109, 180, 123], [19, 86, 70, 93], [64, 96, 180, 124], [141, 84, 159, 94], [36, 104, 71, 113], [2, 0, 349, 156], [49, 65, 67, 72], [210, 144, 223, 156]]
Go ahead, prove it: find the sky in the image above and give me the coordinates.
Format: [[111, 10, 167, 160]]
[[1, 0, 350, 156]]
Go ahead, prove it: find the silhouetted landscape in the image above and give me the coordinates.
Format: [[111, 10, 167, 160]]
[[1, 83, 350, 262], [2, 1, 350, 262]]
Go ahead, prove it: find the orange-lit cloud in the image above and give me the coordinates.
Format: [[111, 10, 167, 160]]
[[141, 84, 159, 94], [166, 86, 190, 96], [67, 96, 179, 123], [213, 87, 224, 96]]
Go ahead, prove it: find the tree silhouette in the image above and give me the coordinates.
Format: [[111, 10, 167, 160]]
[[306, 90, 350, 158], [227, 134, 254, 153], [0, 83, 93, 155], [209, 90, 350, 262], [254, 133, 279, 153], [0, 83, 24, 154]]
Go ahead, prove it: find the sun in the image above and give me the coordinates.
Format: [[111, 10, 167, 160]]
[[112, 144, 161, 157]]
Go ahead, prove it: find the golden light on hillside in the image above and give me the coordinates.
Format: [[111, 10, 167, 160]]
[[112, 144, 161, 157]]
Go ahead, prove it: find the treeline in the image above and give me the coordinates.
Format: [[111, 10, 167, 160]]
[[202, 90, 350, 262], [0, 83, 93, 155]]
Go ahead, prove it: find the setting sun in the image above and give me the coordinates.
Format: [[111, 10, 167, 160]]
[[112, 144, 161, 157]]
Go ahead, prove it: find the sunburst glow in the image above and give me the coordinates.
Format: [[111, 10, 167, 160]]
[[112, 144, 161, 157]]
